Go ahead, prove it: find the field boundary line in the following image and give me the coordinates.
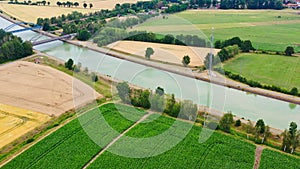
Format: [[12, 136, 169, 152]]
[[0, 102, 110, 168], [82, 111, 153, 169]]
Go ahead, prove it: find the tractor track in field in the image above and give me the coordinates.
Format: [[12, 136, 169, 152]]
[[82, 112, 153, 169]]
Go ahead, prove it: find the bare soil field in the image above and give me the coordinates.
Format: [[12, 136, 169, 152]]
[[0, 0, 147, 23], [107, 40, 220, 67], [0, 103, 50, 149], [0, 61, 101, 116]]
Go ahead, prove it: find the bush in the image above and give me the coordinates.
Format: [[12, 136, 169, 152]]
[[235, 119, 241, 127], [207, 121, 219, 130]]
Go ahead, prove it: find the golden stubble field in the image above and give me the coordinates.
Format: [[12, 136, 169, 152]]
[[0, 0, 147, 23], [107, 40, 220, 67], [0, 103, 50, 149], [0, 60, 100, 149], [0, 61, 101, 116]]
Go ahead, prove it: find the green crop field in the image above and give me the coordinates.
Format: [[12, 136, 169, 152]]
[[133, 9, 300, 52], [223, 53, 300, 91], [259, 149, 300, 169], [1, 103, 146, 169], [88, 114, 256, 169], [3, 103, 300, 168]]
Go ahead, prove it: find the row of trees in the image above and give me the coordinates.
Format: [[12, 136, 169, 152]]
[[56, 1, 93, 8], [220, 0, 283, 9], [126, 33, 208, 48], [0, 29, 33, 63], [64, 58, 98, 82], [215, 37, 255, 52], [9, 0, 50, 6], [116, 82, 198, 120], [219, 69, 300, 97], [219, 113, 300, 154]]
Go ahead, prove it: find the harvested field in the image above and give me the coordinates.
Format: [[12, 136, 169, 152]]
[[0, 61, 101, 116], [0, 103, 50, 149], [107, 40, 220, 67], [0, 0, 147, 23]]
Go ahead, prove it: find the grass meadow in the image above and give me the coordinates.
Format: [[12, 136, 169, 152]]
[[223, 53, 300, 91], [133, 9, 300, 52]]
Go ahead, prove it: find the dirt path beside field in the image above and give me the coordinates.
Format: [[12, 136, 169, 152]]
[[253, 145, 265, 169]]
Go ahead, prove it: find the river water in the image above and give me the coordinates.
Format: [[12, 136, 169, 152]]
[[1, 16, 299, 130]]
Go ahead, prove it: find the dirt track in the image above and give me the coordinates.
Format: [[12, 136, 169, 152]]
[[0, 61, 101, 116]]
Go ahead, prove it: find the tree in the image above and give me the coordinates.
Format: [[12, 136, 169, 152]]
[[77, 29, 91, 41], [164, 94, 179, 117], [65, 58, 74, 70], [290, 87, 298, 96], [42, 0, 46, 5], [282, 122, 300, 153], [204, 53, 219, 69], [89, 3, 93, 8], [116, 82, 130, 103], [83, 2, 87, 8], [74, 2, 79, 7], [47, 1, 50, 5], [262, 125, 271, 143], [235, 119, 241, 127], [91, 73, 98, 82], [241, 40, 254, 52], [182, 55, 190, 67], [155, 86, 164, 96], [149, 93, 164, 112], [255, 119, 265, 134], [219, 112, 234, 133], [140, 90, 151, 109], [56, 1, 62, 7], [285, 46, 294, 56], [180, 100, 198, 121], [145, 47, 154, 60]]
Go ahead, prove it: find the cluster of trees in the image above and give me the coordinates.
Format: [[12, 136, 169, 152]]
[[220, 0, 283, 9], [116, 82, 198, 120], [215, 37, 255, 52], [0, 29, 33, 63], [219, 114, 272, 143], [219, 69, 300, 97], [64, 58, 98, 81], [282, 122, 300, 154], [164, 3, 188, 13], [204, 44, 240, 69]]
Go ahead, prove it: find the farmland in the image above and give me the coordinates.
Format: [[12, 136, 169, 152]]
[[0, 0, 147, 23], [1, 103, 146, 168], [223, 53, 300, 91], [0, 61, 100, 116], [88, 113, 256, 169], [259, 149, 300, 169], [107, 40, 220, 67], [133, 9, 300, 52], [2, 103, 300, 168], [0, 103, 50, 149]]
